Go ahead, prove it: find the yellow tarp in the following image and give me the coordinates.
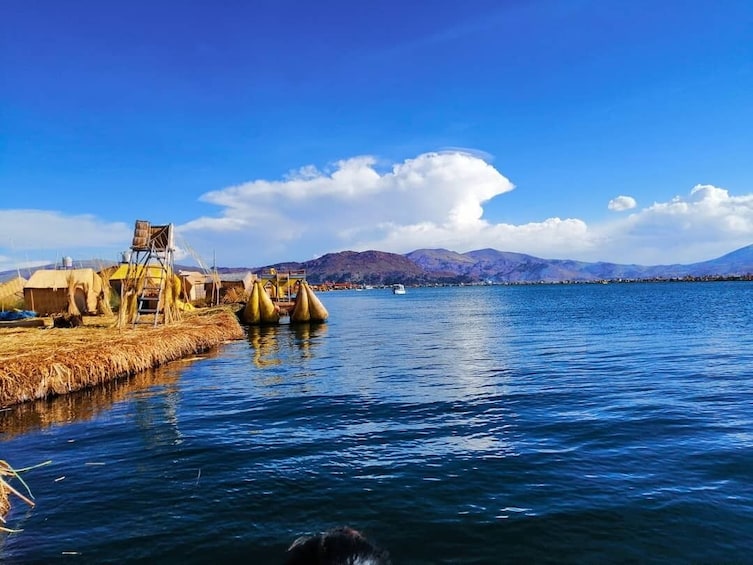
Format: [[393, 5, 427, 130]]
[[108, 264, 170, 280]]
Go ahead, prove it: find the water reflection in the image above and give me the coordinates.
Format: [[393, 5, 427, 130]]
[[290, 322, 328, 359], [0, 356, 210, 439], [133, 380, 183, 448], [247, 325, 282, 367], [247, 323, 328, 368]]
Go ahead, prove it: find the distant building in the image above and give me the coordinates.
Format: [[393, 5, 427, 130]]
[[204, 271, 256, 303], [177, 270, 206, 302]]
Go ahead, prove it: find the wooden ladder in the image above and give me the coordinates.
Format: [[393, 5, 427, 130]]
[[134, 255, 167, 327]]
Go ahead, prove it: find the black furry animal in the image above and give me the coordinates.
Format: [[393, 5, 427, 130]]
[[284, 527, 391, 565], [52, 313, 83, 328]]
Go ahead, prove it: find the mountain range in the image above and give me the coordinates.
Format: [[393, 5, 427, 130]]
[[258, 244, 753, 285], [3, 245, 753, 285]]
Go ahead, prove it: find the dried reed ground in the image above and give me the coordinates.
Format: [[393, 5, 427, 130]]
[[0, 308, 244, 409]]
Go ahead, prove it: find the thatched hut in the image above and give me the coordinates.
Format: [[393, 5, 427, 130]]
[[177, 270, 206, 302], [204, 271, 256, 303], [23, 269, 102, 316]]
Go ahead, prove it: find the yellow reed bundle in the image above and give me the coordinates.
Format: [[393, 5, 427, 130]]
[[116, 264, 147, 327], [65, 273, 81, 316], [291, 280, 310, 323], [97, 272, 114, 316]]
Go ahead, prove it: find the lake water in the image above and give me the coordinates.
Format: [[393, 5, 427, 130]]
[[1, 282, 752, 563]]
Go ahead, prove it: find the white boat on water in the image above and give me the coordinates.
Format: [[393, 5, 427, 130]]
[[392, 284, 406, 295]]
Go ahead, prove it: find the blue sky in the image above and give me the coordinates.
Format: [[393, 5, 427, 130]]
[[2, 0, 752, 271]]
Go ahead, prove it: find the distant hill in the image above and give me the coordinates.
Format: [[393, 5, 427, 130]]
[[263, 250, 446, 285], [3, 244, 753, 285]]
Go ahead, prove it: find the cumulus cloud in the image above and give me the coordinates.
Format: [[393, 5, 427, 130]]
[[3, 155, 753, 272], [180, 153, 753, 266], [608, 195, 637, 211], [591, 184, 753, 264], [180, 151, 519, 264]]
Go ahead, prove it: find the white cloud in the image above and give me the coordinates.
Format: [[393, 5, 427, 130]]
[[179, 154, 753, 266], [0, 210, 131, 249], [180, 151, 517, 264], [3, 156, 753, 272], [590, 184, 753, 264], [608, 195, 637, 211], [0, 210, 133, 273]]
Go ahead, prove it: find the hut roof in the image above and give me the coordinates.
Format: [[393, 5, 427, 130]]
[[25, 269, 100, 291], [178, 270, 206, 284], [216, 271, 253, 283]]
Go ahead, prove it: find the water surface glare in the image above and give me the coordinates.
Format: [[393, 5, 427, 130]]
[[2, 282, 753, 563]]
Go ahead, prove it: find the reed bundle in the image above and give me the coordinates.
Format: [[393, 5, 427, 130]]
[[0, 309, 243, 409], [116, 265, 183, 326], [97, 269, 114, 316], [222, 286, 249, 304], [162, 270, 182, 324], [65, 273, 81, 317], [117, 264, 146, 327]]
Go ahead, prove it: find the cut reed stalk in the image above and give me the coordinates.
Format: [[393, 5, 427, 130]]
[[0, 459, 42, 528]]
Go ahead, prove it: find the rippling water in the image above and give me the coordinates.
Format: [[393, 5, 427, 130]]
[[2, 282, 753, 563]]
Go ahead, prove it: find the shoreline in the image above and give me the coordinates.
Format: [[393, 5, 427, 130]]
[[0, 308, 244, 410], [0, 307, 244, 523]]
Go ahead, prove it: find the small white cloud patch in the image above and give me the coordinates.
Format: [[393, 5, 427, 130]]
[[608, 195, 637, 212]]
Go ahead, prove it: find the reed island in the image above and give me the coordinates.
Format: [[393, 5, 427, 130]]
[[0, 219, 330, 522]]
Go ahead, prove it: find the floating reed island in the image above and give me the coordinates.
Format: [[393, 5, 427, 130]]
[[0, 308, 244, 410]]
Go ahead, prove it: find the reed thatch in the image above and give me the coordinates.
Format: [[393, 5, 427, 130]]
[[0, 276, 26, 310], [0, 308, 244, 409]]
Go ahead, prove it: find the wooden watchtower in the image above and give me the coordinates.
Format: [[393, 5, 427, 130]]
[[119, 220, 179, 326]]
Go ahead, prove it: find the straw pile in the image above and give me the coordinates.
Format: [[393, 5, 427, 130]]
[[0, 308, 243, 409]]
